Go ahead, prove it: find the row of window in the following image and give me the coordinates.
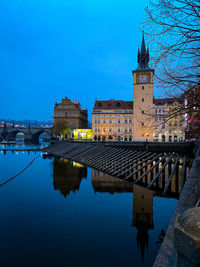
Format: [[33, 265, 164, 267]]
[[154, 109, 166, 114], [55, 112, 78, 118], [93, 118, 133, 124], [94, 127, 133, 133]]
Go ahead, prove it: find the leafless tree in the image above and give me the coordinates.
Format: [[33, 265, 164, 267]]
[[144, 0, 200, 137]]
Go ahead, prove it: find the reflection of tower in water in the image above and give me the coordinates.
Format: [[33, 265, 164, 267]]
[[53, 158, 87, 197], [132, 185, 154, 262]]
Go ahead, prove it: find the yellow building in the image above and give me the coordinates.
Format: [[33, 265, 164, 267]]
[[166, 98, 184, 142], [54, 97, 88, 137], [92, 100, 133, 141]]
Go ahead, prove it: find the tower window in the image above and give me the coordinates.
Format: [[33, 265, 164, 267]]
[[142, 98, 144, 102], [142, 110, 144, 114], [142, 86, 144, 90], [142, 123, 144, 126]]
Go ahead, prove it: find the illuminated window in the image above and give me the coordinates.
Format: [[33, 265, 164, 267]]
[[103, 128, 106, 132]]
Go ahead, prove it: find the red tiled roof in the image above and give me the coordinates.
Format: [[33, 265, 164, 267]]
[[153, 98, 166, 106], [153, 97, 183, 105], [93, 100, 133, 110]]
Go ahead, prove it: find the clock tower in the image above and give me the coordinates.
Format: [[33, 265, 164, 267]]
[[132, 33, 154, 141]]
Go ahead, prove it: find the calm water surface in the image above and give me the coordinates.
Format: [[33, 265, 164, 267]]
[[0, 149, 178, 267]]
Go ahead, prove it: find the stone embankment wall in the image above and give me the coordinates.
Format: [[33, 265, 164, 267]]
[[153, 143, 200, 267]]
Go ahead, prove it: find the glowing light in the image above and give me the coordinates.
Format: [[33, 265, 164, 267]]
[[73, 161, 84, 168], [73, 129, 93, 140]]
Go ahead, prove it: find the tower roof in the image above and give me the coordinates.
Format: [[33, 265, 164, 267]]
[[137, 32, 150, 70]]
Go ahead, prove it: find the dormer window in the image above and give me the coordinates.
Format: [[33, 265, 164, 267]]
[[116, 102, 120, 107]]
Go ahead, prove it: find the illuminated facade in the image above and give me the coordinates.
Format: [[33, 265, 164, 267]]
[[92, 100, 133, 141], [54, 97, 88, 136], [73, 129, 93, 140], [166, 98, 184, 142], [153, 99, 167, 142], [153, 98, 185, 142]]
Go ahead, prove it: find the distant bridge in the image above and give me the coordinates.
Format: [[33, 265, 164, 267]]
[[44, 141, 195, 198], [0, 127, 52, 143]]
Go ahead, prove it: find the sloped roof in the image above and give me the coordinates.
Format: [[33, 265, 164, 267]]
[[93, 100, 133, 110]]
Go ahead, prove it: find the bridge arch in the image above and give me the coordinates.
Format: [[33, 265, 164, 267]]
[[32, 129, 51, 143]]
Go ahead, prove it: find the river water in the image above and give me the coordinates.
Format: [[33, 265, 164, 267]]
[[0, 145, 178, 267]]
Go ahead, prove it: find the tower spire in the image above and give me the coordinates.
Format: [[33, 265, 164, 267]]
[[137, 32, 150, 70]]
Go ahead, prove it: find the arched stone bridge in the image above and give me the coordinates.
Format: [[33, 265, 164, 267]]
[[0, 127, 52, 143]]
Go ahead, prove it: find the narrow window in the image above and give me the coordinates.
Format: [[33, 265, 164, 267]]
[[142, 123, 144, 126], [142, 98, 144, 102], [142, 110, 144, 114], [142, 86, 144, 90]]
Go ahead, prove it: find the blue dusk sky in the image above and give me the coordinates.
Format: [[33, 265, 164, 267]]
[[0, 0, 159, 121]]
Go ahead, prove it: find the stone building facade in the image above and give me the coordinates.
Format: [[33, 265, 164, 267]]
[[54, 97, 88, 135], [153, 98, 185, 142], [92, 100, 133, 141]]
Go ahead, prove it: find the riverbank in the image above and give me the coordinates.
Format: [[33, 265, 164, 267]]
[[153, 143, 200, 266]]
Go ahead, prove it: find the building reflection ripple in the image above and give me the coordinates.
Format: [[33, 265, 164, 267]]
[[53, 158, 87, 197]]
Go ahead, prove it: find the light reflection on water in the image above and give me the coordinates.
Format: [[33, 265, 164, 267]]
[[0, 151, 178, 267]]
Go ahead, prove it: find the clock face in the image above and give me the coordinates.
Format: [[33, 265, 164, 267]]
[[139, 75, 147, 84]]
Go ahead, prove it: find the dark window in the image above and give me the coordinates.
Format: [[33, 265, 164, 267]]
[[142, 86, 144, 90], [142, 98, 144, 102], [142, 110, 144, 114], [116, 102, 120, 107], [142, 123, 144, 126], [108, 103, 111, 107], [98, 103, 102, 107]]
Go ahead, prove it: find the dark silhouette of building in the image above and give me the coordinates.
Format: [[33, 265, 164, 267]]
[[53, 158, 87, 197]]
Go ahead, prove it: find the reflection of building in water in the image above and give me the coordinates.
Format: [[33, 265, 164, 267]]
[[92, 169, 133, 193], [53, 158, 87, 197], [92, 169, 157, 262], [133, 185, 154, 262]]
